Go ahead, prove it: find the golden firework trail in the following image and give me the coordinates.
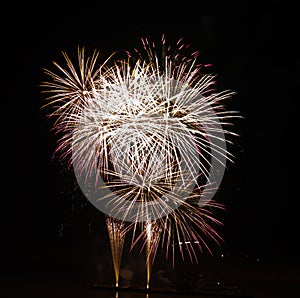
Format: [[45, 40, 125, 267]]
[[105, 216, 126, 287], [145, 221, 162, 289]]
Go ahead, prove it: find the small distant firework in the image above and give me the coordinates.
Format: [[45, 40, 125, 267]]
[[41, 35, 239, 282]]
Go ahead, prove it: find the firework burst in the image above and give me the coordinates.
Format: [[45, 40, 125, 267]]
[[41, 36, 239, 272]]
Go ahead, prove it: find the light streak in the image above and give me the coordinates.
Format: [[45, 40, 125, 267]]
[[105, 216, 126, 288]]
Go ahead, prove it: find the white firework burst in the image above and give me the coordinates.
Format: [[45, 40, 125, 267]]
[[41, 36, 239, 263]]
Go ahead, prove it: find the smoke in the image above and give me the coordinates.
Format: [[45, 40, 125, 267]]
[[120, 266, 134, 287], [154, 269, 172, 287], [96, 262, 104, 279]]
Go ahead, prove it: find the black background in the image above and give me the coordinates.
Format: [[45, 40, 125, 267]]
[[2, 1, 299, 297]]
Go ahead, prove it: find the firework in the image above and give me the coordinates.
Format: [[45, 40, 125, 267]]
[[105, 215, 126, 287], [41, 36, 239, 276], [129, 221, 163, 289]]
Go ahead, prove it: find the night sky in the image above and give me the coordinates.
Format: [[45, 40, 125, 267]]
[[2, 1, 299, 297]]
